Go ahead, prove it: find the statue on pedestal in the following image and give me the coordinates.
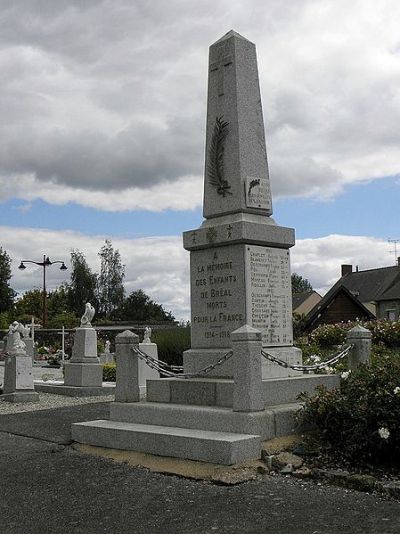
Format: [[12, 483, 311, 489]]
[[80, 303, 95, 328], [7, 321, 29, 352], [143, 327, 152, 344]]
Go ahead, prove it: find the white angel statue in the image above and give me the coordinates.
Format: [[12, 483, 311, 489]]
[[80, 303, 95, 328]]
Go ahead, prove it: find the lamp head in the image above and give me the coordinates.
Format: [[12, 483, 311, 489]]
[[18, 262, 26, 270]]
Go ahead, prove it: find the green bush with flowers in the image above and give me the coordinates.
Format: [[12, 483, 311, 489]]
[[308, 320, 400, 349], [297, 348, 400, 465]]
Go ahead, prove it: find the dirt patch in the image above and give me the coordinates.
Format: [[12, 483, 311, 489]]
[[73, 443, 267, 484]]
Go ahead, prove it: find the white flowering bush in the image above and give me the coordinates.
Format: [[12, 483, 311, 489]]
[[297, 351, 400, 464]]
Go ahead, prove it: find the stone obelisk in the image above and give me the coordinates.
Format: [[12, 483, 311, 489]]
[[183, 30, 302, 378]]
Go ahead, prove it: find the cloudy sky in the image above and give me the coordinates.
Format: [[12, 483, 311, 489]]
[[0, 0, 399, 320]]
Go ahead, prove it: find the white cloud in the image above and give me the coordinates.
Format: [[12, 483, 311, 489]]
[[2, 226, 190, 321], [0, 1, 399, 210], [290, 234, 395, 294], [1, 226, 394, 320]]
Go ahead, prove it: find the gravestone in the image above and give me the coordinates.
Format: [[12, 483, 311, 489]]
[[3, 322, 39, 403], [183, 30, 301, 378], [64, 304, 103, 387]]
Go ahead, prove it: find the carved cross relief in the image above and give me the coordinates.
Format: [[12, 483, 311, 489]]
[[209, 47, 233, 97]]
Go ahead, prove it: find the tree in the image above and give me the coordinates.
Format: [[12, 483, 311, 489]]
[[291, 273, 313, 294], [0, 246, 16, 313], [66, 250, 97, 316], [14, 286, 73, 326], [121, 289, 175, 322], [14, 288, 43, 323], [97, 240, 125, 319]]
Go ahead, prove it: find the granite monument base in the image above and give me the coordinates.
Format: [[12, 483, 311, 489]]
[[64, 362, 103, 387], [183, 346, 302, 379], [1, 391, 39, 403], [3, 352, 39, 403]]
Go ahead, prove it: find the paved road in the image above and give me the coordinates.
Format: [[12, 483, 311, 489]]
[[0, 402, 399, 534]]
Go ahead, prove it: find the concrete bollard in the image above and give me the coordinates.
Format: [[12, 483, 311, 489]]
[[232, 325, 264, 412], [346, 325, 372, 371], [115, 330, 140, 403]]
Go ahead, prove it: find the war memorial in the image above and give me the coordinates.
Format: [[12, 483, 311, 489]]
[[71, 31, 341, 464]]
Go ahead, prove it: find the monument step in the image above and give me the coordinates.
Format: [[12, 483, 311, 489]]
[[146, 374, 339, 407], [109, 401, 302, 440], [72, 419, 261, 465]]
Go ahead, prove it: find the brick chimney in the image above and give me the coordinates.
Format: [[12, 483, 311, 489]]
[[341, 264, 352, 277]]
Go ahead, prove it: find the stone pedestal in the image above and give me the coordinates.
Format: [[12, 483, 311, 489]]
[[64, 327, 102, 387], [183, 215, 302, 377], [138, 342, 159, 385], [99, 353, 115, 364], [24, 338, 35, 362], [3, 350, 39, 403]]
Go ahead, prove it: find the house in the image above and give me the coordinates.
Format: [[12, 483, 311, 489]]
[[292, 290, 322, 316], [304, 260, 400, 331], [339, 261, 400, 320]]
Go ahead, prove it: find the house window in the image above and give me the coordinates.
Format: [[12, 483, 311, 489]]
[[386, 309, 396, 321]]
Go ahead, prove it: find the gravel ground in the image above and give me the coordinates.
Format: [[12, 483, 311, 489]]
[[0, 392, 114, 414]]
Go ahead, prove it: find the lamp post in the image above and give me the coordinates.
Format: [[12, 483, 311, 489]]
[[18, 255, 68, 329]]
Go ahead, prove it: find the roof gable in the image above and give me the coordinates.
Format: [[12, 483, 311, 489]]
[[340, 266, 400, 302], [305, 284, 375, 330]]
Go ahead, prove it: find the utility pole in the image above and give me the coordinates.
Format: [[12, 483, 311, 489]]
[[388, 238, 400, 265]]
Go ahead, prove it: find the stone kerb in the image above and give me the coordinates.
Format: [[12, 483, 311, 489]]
[[115, 330, 140, 403], [232, 325, 264, 412], [346, 325, 372, 371]]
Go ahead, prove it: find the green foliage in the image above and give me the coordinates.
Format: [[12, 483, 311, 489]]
[[14, 289, 43, 322], [297, 348, 400, 464], [291, 273, 313, 294], [309, 320, 400, 349], [102, 363, 116, 382], [122, 289, 175, 322], [293, 313, 308, 340], [47, 312, 78, 329], [0, 312, 10, 329], [97, 240, 125, 319], [66, 250, 97, 316], [0, 247, 16, 313], [154, 327, 191, 366], [310, 323, 349, 347], [14, 287, 77, 328], [367, 320, 400, 347]]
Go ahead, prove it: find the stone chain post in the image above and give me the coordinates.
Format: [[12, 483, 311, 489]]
[[115, 330, 140, 403], [232, 325, 264, 412], [346, 325, 372, 371]]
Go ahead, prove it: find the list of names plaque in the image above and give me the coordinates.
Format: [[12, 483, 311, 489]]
[[245, 245, 293, 346]]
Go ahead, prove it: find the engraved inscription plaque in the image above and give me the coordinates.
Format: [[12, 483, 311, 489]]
[[190, 245, 245, 348], [15, 356, 33, 390], [245, 177, 272, 210], [245, 245, 293, 346]]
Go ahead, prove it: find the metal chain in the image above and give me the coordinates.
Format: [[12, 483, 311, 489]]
[[261, 344, 353, 371], [132, 346, 233, 379]]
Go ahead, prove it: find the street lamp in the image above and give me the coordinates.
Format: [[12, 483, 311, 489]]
[[18, 255, 67, 329]]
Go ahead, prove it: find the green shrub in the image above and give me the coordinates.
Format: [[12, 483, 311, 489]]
[[153, 327, 191, 366], [367, 320, 400, 347], [297, 349, 400, 464], [102, 363, 116, 382], [309, 323, 349, 347]]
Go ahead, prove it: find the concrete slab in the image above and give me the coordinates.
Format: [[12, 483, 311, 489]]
[[34, 382, 116, 397], [72, 419, 261, 465]]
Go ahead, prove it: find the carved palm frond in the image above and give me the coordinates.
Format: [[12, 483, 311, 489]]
[[208, 116, 231, 196]]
